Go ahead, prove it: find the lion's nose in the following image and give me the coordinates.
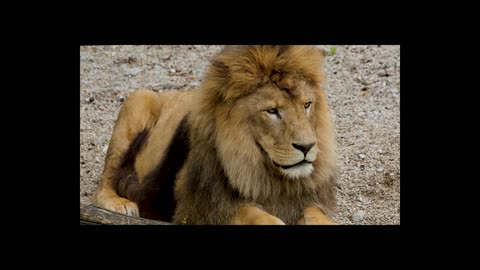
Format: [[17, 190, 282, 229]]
[[292, 143, 315, 155]]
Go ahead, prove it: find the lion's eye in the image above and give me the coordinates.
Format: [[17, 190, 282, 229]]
[[266, 108, 278, 114], [304, 101, 312, 109]]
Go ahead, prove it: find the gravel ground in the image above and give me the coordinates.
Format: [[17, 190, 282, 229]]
[[80, 45, 400, 225]]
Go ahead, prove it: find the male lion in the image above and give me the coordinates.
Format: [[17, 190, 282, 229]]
[[93, 45, 337, 225]]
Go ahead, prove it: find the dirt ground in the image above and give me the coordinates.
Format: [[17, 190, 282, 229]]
[[80, 45, 400, 225]]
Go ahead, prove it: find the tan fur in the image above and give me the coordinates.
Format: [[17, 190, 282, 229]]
[[134, 91, 194, 180], [231, 206, 285, 225], [93, 89, 162, 215], [93, 45, 337, 224], [297, 207, 336, 225]]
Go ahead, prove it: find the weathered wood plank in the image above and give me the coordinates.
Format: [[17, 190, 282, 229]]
[[80, 204, 173, 225]]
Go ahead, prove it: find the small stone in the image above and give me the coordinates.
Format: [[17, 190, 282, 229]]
[[352, 210, 365, 223], [358, 112, 365, 117], [169, 68, 176, 73], [85, 97, 94, 103], [119, 97, 125, 102], [359, 154, 366, 159], [95, 135, 106, 146], [129, 67, 141, 76], [378, 72, 390, 77], [103, 145, 108, 153], [377, 167, 384, 173], [162, 83, 177, 89]]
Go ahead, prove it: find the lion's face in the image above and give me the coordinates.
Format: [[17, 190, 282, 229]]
[[237, 80, 318, 179]]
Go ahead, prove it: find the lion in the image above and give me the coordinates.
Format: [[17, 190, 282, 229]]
[[92, 45, 337, 225]]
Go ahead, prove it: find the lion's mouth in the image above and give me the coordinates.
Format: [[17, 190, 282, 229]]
[[256, 141, 313, 170], [273, 160, 312, 170]]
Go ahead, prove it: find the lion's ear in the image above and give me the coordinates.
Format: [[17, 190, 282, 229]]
[[210, 59, 230, 81], [275, 45, 290, 57], [315, 46, 336, 59], [317, 46, 328, 57], [208, 59, 235, 100]]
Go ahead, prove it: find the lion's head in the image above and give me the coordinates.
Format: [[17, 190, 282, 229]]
[[191, 45, 336, 201], [223, 79, 321, 179]]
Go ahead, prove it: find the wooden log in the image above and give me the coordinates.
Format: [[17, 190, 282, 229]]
[[80, 204, 173, 225]]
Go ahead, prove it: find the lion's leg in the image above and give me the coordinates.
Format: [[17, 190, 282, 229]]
[[92, 89, 164, 216], [231, 206, 285, 225], [297, 206, 336, 225]]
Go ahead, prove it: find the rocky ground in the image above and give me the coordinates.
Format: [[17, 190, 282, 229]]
[[80, 45, 400, 225]]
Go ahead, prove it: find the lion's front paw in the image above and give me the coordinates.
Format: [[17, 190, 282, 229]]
[[304, 217, 336, 225], [231, 206, 286, 225], [298, 207, 337, 225], [100, 198, 139, 217], [253, 215, 286, 225], [298, 215, 337, 225]]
